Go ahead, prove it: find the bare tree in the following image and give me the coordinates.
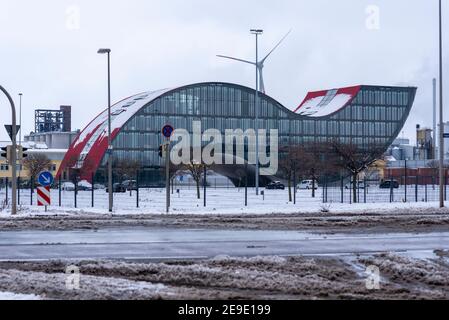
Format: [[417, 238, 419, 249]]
[[427, 160, 449, 189], [279, 146, 302, 202], [114, 159, 141, 182], [113, 159, 142, 195], [331, 140, 384, 203], [183, 160, 207, 199], [291, 142, 339, 198], [159, 161, 183, 194], [62, 154, 81, 186], [61, 155, 96, 193], [23, 154, 52, 191]]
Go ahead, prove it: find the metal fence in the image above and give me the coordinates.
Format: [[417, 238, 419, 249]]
[[323, 175, 445, 204], [0, 174, 445, 211]]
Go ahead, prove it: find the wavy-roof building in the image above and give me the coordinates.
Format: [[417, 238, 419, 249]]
[[57, 82, 417, 186]]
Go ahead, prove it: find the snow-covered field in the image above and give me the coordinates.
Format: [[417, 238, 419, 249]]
[[0, 187, 448, 216]]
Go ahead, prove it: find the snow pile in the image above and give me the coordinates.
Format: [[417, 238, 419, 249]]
[[0, 268, 172, 300], [0, 291, 41, 300], [1, 255, 449, 299], [210, 255, 287, 265], [359, 253, 449, 288]]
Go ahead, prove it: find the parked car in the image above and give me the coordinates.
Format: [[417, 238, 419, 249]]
[[266, 181, 286, 190], [122, 180, 137, 191], [380, 180, 400, 189], [345, 181, 367, 189], [93, 183, 105, 190], [19, 180, 32, 189], [106, 183, 127, 193], [297, 180, 318, 190], [61, 182, 75, 191], [77, 180, 93, 191]]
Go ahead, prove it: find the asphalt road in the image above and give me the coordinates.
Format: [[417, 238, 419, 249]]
[[0, 228, 448, 261]]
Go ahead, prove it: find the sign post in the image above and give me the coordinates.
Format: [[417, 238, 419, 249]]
[[4, 125, 20, 141], [162, 125, 174, 213], [0, 85, 18, 215], [37, 186, 51, 211], [37, 171, 54, 212]]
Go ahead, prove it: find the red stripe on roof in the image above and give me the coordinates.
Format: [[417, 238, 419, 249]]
[[294, 85, 362, 114]]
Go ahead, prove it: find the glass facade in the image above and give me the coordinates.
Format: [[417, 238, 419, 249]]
[[96, 83, 416, 185]]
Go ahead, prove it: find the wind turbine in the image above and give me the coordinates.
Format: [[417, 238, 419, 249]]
[[217, 29, 292, 94]]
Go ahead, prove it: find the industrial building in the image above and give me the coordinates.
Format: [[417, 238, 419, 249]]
[[24, 105, 79, 150]]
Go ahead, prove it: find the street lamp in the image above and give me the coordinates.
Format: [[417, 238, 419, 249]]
[[438, 0, 445, 208], [18, 93, 22, 145], [18, 93, 22, 179], [0, 85, 18, 215], [97, 48, 113, 212], [250, 29, 263, 196]]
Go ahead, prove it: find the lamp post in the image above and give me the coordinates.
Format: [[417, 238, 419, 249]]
[[433, 78, 437, 160], [438, 0, 445, 208], [18, 93, 22, 179], [251, 29, 263, 196], [97, 48, 113, 212], [0, 85, 18, 215], [18, 93, 22, 146]]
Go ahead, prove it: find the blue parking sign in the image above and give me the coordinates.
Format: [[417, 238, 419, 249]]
[[38, 171, 54, 187]]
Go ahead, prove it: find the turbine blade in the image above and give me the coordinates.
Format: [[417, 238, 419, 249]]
[[260, 29, 292, 63], [216, 55, 256, 65]]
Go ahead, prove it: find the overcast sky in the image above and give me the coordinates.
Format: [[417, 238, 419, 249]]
[[0, 0, 447, 144]]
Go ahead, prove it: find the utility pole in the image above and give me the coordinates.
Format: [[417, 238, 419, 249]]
[[0, 86, 18, 215], [251, 29, 263, 196], [165, 142, 170, 213], [18, 93, 23, 180], [439, 0, 445, 208], [97, 48, 113, 212], [433, 78, 437, 160]]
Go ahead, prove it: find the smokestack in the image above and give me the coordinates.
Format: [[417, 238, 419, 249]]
[[60, 105, 72, 132]]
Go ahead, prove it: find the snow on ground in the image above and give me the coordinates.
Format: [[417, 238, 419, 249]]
[[2, 253, 449, 299], [1, 187, 448, 217], [0, 291, 41, 300]]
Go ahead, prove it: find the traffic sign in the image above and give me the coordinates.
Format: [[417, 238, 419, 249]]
[[37, 186, 51, 206], [4, 125, 20, 141], [162, 125, 174, 138], [38, 171, 54, 187]]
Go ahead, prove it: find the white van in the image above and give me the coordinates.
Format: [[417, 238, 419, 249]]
[[297, 180, 317, 190]]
